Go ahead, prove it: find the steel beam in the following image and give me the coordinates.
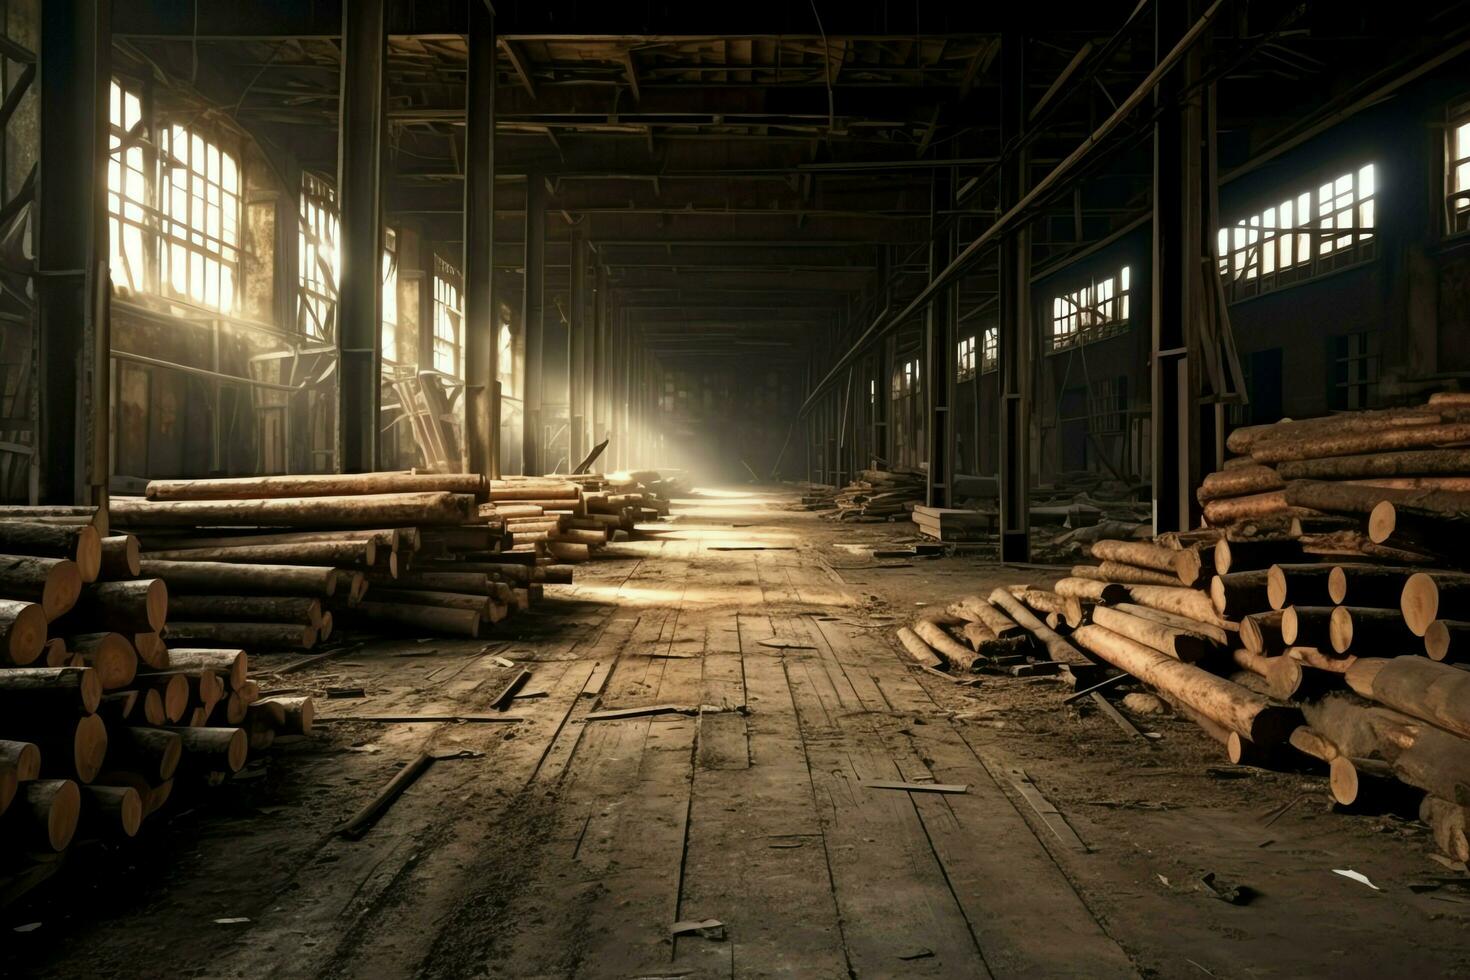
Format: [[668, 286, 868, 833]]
[[568, 229, 587, 465], [336, 0, 386, 473], [924, 166, 957, 508], [521, 175, 547, 474], [997, 32, 1031, 562], [462, 0, 497, 478], [37, 0, 110, 504]]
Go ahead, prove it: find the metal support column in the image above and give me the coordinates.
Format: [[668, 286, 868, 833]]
[[998, 33, 1032, 561], [521, 175, 546, 475], [336, 0, 385, 473], [592, 263, 607, 446], [924, 166, 957, 508], [462, 0, 496, 477], [568, 229, 586, 465], [1152, 0, 1212, 531], [37, 0, 110, 505]]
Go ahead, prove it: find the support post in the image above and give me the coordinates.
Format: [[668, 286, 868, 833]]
[[37, 0, 110, 505], [592, 262, 607, 446], [521, 175, 546, 475], [998, 33, 1031, 561], [924, 166, 957, 508], [336, 0, 385, 473], [462, 0, 496, 477], [568, 229, 586, 466], [1151, 0, 1212, 531]]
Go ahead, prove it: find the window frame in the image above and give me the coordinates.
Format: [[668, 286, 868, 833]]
[[432, 254, 465, 378], [956, 334, 976, 381], [157, 116, 245, 313], [107, 75, 155, 294], [1048, 265, 1131, 354], [1448, 101, 1470, 237], [297, 170, 340, 341]]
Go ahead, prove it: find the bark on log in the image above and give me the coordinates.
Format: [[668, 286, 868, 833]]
[[258, 696, 313, 736], [1071, 625, 1299, 744], [20, 715, 108, 784], [1346, 656, 1470, 740], [98, 535, 142, 579], [988, 588, 1089, 668], [1251, 422, 1470, 464], [363, 570, 491, 595], [166, 595, 322, 626], [1289, 725, 1340, 763], [1202, 491, 1292, 526], [365, 588, 490, 615], [1350, 477, 1470, 492], [1226, 408, 1443, 456], [1053, 577, 1129, 605], [166, 726, 248, 773], [1303, 694, 1470, 804], [1280, 606, 1334, 648], [0, 555, 82, 621], [350, 601, 481, 637], [1327, 565, 1415, 607], [122, 727, 183, 780], [1124, 585, 1225, 627], [1368, 494, 1470, 555], [0, 666, 101, 713], [0, 739, 40, 781], [83, 784, 143, 837], [148, 648, 247, 689], [547, 541, 591, 562], [0, 598, 46, 666], [165, 622, 315, 651], [145, 472, 486, 501], [145, 540, 378, 569], [1240, 611, 1286, 655], [18, 779, 80, 851], [1401, 571, 1470, 637], [1210, 570, 1271, 619], [1229, 648, 1304, 700], [1421, 797, 1470, 863], [0, 524, 101, 583], [139, 560, 337, 597], [1284, 480, 1413, 516], [70, 579, 169, 633], [952, 595, 1023, 638], [1213, 537, 1304, 576], [1173, 546, 1217, 588], [113, 491, 475, 528], [1286, 645, 1356, 674], [1299, 530, 1435, 565], [1093, 561, 1181, 588], [1425, 620, 1470, 663], [487, 482, 580, 501], [1197, 465, 1285, 502], [1089, 539, 1180, 573], [1091, 605, 1209, 662], [913, 619, 979, 672], [1328, 606, 1419, 655], [1007, 587, 1084, 629], [1114, 602, 1230, 646], [1265, 564, 1334, 611]]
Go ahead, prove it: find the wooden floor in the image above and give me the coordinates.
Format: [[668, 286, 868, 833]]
[[7, 488, 1140, 979]]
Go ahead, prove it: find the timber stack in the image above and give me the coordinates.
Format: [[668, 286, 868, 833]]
[[899, 396, 1470, 863], [0, 504, 314, 891], [822, 469, 925, 522]]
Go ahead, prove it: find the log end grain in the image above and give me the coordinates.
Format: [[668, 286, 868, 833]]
[[0, 739, 40, 781], [28, 779, 80, 851], [1281, 606, 1300, 646], [74, 526, 102, 583], [1329, 605, 1354, 655], [1343, 657, 1386, 699], [1266, 565, 1288, 611], [1328, 565, 1348, 605], [2, 601, 47, 666], [1424, 620, 1467, 662], [1401, 572, 1439, 638], [74, 714, 109, 783]]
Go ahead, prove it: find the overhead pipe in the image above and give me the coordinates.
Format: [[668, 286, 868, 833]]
[[798, 0, 1225, 418]]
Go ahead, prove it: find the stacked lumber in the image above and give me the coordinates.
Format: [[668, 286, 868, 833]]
[[115, 471, 534, 642], [910, 506, 995, 543], [0, 506, 314, 891], [824, 469, 924, 522]]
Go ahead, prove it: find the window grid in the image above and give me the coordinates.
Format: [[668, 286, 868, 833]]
[[107, 79, 150, 292], [981, 326, 997, 372], [1450, 110, 1470, 235], [298, 172, 339, 341], [432, 256, 464, 377], [1217, 164, 1376, 300], [159, 122, 242, 312], [1049, 266, 1130, 353], [957, 335, 976, 381]]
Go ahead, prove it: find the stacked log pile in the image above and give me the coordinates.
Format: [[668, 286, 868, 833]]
[[822, 469, 925, 522], [899, 396, 1470, 863], [0, 506, 313, 884]]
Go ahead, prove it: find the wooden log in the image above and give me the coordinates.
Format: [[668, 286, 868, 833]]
[[1401, 571, 1470, 637], [487, 482, 580, 501], [1089, 539, 1180, 573], [98, 535, 142, 579], [365, 588, 489, 614], [543, 565, 575, 585], [1252, 422, 1470, 464], [0, 524, 101, 583], [951, 595, 1023, 638], [1304, 695, 1470, 803], [69, 579, 169, 633], [113, 491, 475, 528], [334, 570, 368, 604], [0, 764, 13, 816], [1328, 756, 1416, 809], [0, 666, 101, 713], [1282, 480, 1408, 516], [1421, 797, 1470, 863], [1327, 565, 1414, 607], [1289, 725, 1340, 763], [363, 570, 491, 596], [149, 648, 248, 689], [0, 740, 40, 781], [1280, 606, 1334, 649], [1286, 646, 1356, 674], [167, 621, 315, 651], [0, 599, 46, 667], [1091, 605, 1209, 662], [1328, 605, 1418, 655], [1369, 495, 1470, 555], [987, 588, 1089, 668], [910, 620, 978, 672], [350, 601, 481, 637], [1093, 561, 1181, 587], [1346, 656, 1470, 740], [1349, 476, 1470, 492], [1299, 530, 1435, 565], [1213, 537, 1302, 576], [24, 715, 108, 784], [1429, 392, 1470, 408], [1071, 624, 1298, 744], [1226, 408, 1444, 455], [143, 540, 377, 568], [1425, 620, 1470, 663], [84, 784, 143, 837], [17, 779, 80, 851], [68, 632, 138, 690], [1265, 564, 1334, 611], [1202, 490, 1292, 526], [133, 631, 168, 670], [1007, 587, 1084, 629], [258, 696, 313, 736], [0, 555, 82, 621], [1230, 649, 1304, 701], [166, 726, 248, 773], [145, 471, 486, 501], [1113, 602, 1230, 646], [1173, 546, 1217, 588], [1052, 577, 1128, 605], [1210, 570, 1271, 619], [547, 541, 591, 562], [139, 559, 337, 597], [122, 727, 183, 781], [1197, 465, 1286, 502], [1240, 611, 1286, 655], [43, 637, 69, 668], [1124, 584, 1225, 627], [167, 595, 322, 626]]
